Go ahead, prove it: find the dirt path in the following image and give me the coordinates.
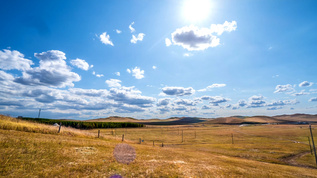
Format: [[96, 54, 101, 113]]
[[280, 151, 316, 169]]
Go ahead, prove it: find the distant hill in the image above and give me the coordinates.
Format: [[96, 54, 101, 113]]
[[202, 114, 317, 125], [84, 113, 317, 125]]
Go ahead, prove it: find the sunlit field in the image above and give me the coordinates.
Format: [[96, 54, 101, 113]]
[[1, 115, 317, 177]]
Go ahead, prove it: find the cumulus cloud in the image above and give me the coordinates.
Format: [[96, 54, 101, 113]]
[[299, 81, 313, 87], [129, 22, 135, 33], [267, 99, 299, 107], [169, 21, 237, 51], [309, 97, 317, 102], [157, 98, 171, 106], [238, 100, 247, 107], [200, 95, 229, 106], [249, 95, 264, 100], [116, 29, 122, 34], [267, 106, 283, 110], [14, 50, 81, 88], [92, 71, 104, 77], [171, 25, 220, 51], [210, 21, 238, 35], [201, 105, 212, 110], [100, 32, 114, 46], [131, 33, 145, 44], [162, 87, 195, 96], [105, 79, 122, 88], [108, 87, 155, 107], [70, 58, 91, 71], [127, 67, 144, 79], [174, 99, 197, 106], [292, 90, 309, 96], [115, 72, 120, 76], [198, 83, 226, 92], [274, 84, 294, 93], [0, 49, 33, 71], [152, 66, 157, 69], [165, 38, 172, 47]]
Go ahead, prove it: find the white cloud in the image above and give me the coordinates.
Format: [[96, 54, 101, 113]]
[[70, 58, 91, 71], [152, 66, 157, 69], [127, 69, 131, 73], [100, 32, 114, 46], [309, 97, 317, 102], [129, 22, 135, 33], [170, 21, 237, 51], [183, 53, 193, 57], [171, 25, 219, 51], [0, 49, 34, 71], [201, 96, 229, 106], [165, 38, 172, 47], [299, 81, 313, 87], [157, 98, 171, 106], [131, 67, 144, 79], [115, 72, 120, 76], [198, 83, 226, 92], [162, 87, 195, 96], [14, 50, 81, 88], [105, 79, 122, 88], [92, 71, 104, 77], [108, 87, 155, 108], [131, 33, 145, 44], [174, 99, 197, 106], [292, 90, 309, 96], [274, 84, 294, 93], [210, 21, 237, 35], [116, 29, 121, 34]]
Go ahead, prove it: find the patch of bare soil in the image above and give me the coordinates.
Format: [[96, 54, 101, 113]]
[[280, 151, 316, 169], [113, 143, 136, 164]]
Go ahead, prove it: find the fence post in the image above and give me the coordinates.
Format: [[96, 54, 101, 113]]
[[231, 133, 234, 144], [139, 138, 141, 144], [162, 143, 164, 147], [122, 134, 124, 142], [98, 130, 100, 138], [182, 130, 184, 143], [309, 124, 317, 166], [153, 140, 154, 146], [58, 122, 62, 133], [308, 136, 313, 155]]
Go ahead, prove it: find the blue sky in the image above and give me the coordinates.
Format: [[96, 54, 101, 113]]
[[0, 0, 317, 120]]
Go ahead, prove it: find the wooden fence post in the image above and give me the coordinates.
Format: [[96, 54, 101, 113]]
[[58, 122, 62, 133], [98, 130, 100, 138], [308, 136, 313, 155], [122, 134, 124, 142], [162, 143, 164, 147], [309, 124, 317, 166], [182, 130, 184, 143], [139, 138, 141, 144], [231, 133, 234, 144]]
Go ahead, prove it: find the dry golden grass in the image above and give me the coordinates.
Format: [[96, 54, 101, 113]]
[[1, 115, 317, 177]]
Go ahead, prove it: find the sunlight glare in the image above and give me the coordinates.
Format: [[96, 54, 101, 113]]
[[182, 0, 211, 22]]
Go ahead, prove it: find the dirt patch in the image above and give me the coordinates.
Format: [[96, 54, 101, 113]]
[[280, 151, 316, 169], [113, 143, 136, 164]]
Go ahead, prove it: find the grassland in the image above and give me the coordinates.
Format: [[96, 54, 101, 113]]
[[1, 115, 317, 177]]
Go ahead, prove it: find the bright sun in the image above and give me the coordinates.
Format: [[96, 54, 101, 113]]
[[182, 0, 211, 22]]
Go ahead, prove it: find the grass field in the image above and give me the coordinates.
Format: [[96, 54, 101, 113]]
[[1, 115, 317, 177]]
